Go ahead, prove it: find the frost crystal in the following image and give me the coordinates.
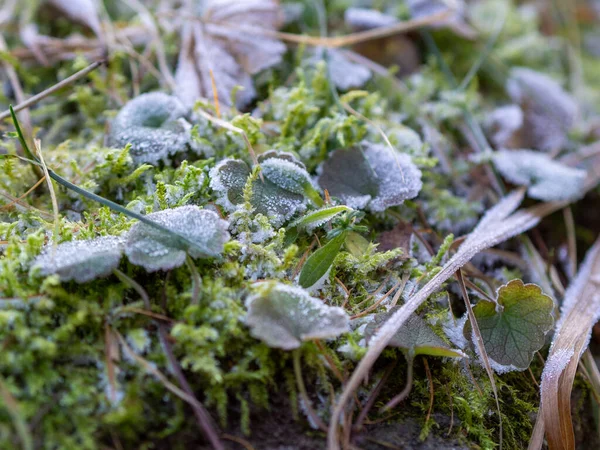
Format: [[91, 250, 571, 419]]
[[33, 236, 124, 283], [506, 68, 578, 151], [108, 93, 195, 166], [125, 206, 230, 272], [245, 282, 349, 350], [317, 142, 423, 212], [344, 8, 397, 30], [210, 152, 309, 227], [492, 149, 586, 201]]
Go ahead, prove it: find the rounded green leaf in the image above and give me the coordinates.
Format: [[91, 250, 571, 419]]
[[472, 279, 555, 372], [125, 206, 230, 272], [365, 307, 465, 359], [33, 236, 124, 283], [245, 282, 349, 350]]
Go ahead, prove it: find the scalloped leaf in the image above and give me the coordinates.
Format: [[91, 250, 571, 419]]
[[209, 152, 309, 226], [317, 143, 422, 212], [471, 279, 555, 372], [245, 282, 349, 350], [33, 236, 123, 283], [108, 92, 195, 166], [492, 149, 586, 202], [365, 307, 466, 358], [124, 206, 230, 272], [506, 68, 578, 152]]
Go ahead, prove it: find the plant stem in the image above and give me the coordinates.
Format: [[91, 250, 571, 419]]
[[354, 359, 397, 431], [380, 356, 414, 413], [186, 255, 201, 305], [292, 349, 328, 432]]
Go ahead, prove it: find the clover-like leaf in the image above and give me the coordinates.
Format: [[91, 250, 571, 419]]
[[471, 279, 555, 372], [492, 149, 586, 202], [33, 236, 124, 283], [506, 68, 578, 152], [317, 143, 422, 212], [209, 152, 311, 226], [245, 282, 349, 350], [108, 92, 196, 166], [124, 206, 230, 272], [174, 0, 286, 108], [365, 307, 466, 358]]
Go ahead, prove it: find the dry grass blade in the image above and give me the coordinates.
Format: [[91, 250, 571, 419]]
[[529, 236, 600, 450], [327, 188, 578, 449], [33, 139, 60, 254]]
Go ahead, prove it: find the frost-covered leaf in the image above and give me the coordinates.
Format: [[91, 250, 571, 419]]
[[326, 49, 372, 90], [365, 307, 465, 358], [344, 8, 398, 30], [48, 0, 102, 37], [174, 0, 286, 108], [484, 104, 524, 149], [299, 232, 346, 289], [33, 236, 123, 283], [492, 149, 586, 202], [125, 206, 230, 272], [471, 279, 554, 372], [245, 282, 349, 350], [108, 93, 197, 166], [209, 152, 309, 226], [407, 0, 475, 38], [506, 68, 578, 151], [291, 206, 352, 233], [317, 143, 422, 212]]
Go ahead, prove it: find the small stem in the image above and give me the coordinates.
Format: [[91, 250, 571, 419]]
[[186, 255, 202, 305], [113, 269, 151, 310], [380, 356, 414, 413], [354, 360, 397, 431], [293, 349, 328, 432], [304, 184, 324, 207]]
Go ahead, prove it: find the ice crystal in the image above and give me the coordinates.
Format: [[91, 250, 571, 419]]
[[492, 149, 586, 201], [125, 206, 230, 272], [245, 282, 349, 350], [108, 93, 196, 166], [33, 236, 124, 283], [317, 142, 423, 212], [506, 68, 578, 151]]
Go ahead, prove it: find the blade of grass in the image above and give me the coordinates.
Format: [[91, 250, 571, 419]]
[[529, 236, 600, 450], [33, 139, 60, 254]]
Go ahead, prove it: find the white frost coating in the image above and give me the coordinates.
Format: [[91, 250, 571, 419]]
[[245, 282, 349, 350], [125, 206, 230, 272], [442, 313, 468, 350], [344, 8, 398, 30], [49, 0, 102, 36], [325, 49, 372, 91], [485, 104, 524, 148], [407, 0, 474, 37], [541, 348, 574, 386], [259, 158, 313, 194], [493, 149, 586, 202], [208, 159, 245, 212], [108, 93, 194, 166], [33, 236, 124, 283], [507, 68, 578, 151]]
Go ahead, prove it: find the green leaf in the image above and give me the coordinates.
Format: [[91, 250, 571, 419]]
[[317, 142, 422, 212], [299, 232, 347, 289], [33, 236, 124, 283], [365, 307, 465, 359], [344, 231, 370, 257], [125, 206, 230, 272], [245, 282, 349, 350], [471, 279, 555, 372], [290, 205, 352, 232]]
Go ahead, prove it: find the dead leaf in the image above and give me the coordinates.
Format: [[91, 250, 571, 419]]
[[174, 0, 286, 108], [376, 221, 413, 256]]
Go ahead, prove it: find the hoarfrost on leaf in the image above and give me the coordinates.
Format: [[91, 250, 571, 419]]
[[245, 282, 349, 350], [344, 8, 398, 30], [125, 206, 230, 272], [175, 0, 286, 109], [492, 149, 586, 202], [407, 0, 475, 38], [209, 152, 309, 227], [290, 206, 352, 233], [108, 93, 196, 166], [33, 236, 124, 283], [470, 279, 555, 371], [325, 49, 372, 91], [484, 104, 524, 149], [506, 68, 578, 151], [317, 142, 422, 212], [365, 307, 466, 358]]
